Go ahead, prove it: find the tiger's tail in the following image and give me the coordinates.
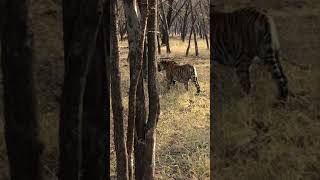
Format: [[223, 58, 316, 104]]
[[191, 66, 201, 94], [264, 16, 288, 101]]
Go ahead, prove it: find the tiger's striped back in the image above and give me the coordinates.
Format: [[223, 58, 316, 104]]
[[211, 7, 288, 101]]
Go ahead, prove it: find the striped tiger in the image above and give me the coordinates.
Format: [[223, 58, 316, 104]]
[[211, 7, 288, 101], [158, 60, 201, 94]]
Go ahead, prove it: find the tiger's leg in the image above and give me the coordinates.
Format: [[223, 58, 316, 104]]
[[166, 72, 174, 90], [167, 80, 172, 90], [236, 62, 251, 94], [191, 76, 201, 93], [263, 51, 288, 100], [184, 81, 189, 91]]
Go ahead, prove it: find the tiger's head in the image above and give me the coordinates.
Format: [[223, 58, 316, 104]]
[[157, 60, 177, 72]]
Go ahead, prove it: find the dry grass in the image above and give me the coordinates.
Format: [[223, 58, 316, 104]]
[[213, 62, 320, 180], [110, 38, 210, 179]]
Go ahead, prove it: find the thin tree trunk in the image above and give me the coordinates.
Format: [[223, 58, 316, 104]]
[[159, 0, 171, 53], [110, 0, 129, 179], [193, 27, 199, 56], [134, 3, 148, 178], [199, 1, 209, 49], [186, 0, 198, 56], [59, 0, 102, 179], [134, 71, 147, 179], [186, 24, 193, 56], [186, 17, 196, 56], [157, 33, 161, 54], [190, 0, 198, 56], [166, 0, 174, 27], [1, 1, 43, 179], [204, 23, 210, 49], [181, 1, 190, 41], [143, 0, 160, 178], [142, 38, 148, 79], [122, 0, 148, 179]]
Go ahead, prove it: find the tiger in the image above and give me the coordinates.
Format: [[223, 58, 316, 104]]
[[210, 7, 289, 101], [158, 60, 201, 94]]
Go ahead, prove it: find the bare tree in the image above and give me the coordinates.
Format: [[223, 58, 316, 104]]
[[122, 0, 148, 178], [143, 0, 160, 178], [1, 0, 43, 179], [132, 0, 160, 178], [186, 0, 199, 56], [111, 0, 129, 178], [181, 1, 190, 41], [159, 0, 171, 53]]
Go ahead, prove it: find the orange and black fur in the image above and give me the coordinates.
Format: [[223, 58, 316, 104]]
[[211, 7, 288, 101], [158, 60, 201, 94]]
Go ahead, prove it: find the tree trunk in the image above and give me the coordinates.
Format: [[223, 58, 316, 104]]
[[59, 0, 102, 179], [157, 33, 161, 54], [186, 18, 196, 56], [193, 27, 199, 56], [143, 0, 160, 178], [110, 0, 129, 179], [199, 1, 209, 49], [159, 0, 171, 53], [122, 0, 148, 179], [186, 24, 193, 56], [166, 0, 174, 27], [134, 71, 147, 179], [181, 1, 190, 42], [204, 21, 210, 49], [81, 3, 109, 179], [186, 0, 198, 56], [1, 0, 43, 179], [142, 39, 148, 80]]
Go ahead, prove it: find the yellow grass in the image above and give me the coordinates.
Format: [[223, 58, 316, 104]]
[[213, 62, 320, 180]]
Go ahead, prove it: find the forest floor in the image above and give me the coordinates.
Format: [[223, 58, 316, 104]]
[[110, 38, 210, 179], [212, 0, 320, 179]]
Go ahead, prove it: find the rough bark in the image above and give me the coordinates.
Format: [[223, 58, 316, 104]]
[[166, 0, 174, 27], [59, 0, 102, 179], [143, 0, 160, 178], [134, 72, 147, 179], [122, 0, 148, 178], [110, 0, 129, 179], [186, 0, 198, 56], [159, 0, 171, 53], [157, 33, 161, 54], [142, 40, 148, 79], [1, 0, 43, 179], [199, 1, 209, 49], [186, 17, 196, 56], [181, 1, 190, 41], [193, 27, 199, 56]]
